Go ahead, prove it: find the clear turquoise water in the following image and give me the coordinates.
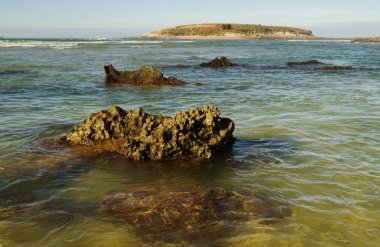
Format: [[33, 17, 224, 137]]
[[0, 38, 379, 246]]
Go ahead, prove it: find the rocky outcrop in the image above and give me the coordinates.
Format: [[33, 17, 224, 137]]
[[286, 60, 323, 66], [200, 57, 233, 67], [285, 61, 353, 70], [104, 64, 186, 85], [100, 190, 290, 237], [351, 37, 380, 43], [142, 23, 314, 40], [64, 105, 235, 160], [318, 66, 353, 70]]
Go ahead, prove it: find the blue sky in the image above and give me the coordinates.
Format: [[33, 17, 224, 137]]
[[1, 0, 380, 38]]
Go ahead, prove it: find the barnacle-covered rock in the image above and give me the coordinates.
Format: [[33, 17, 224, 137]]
[[200, 57, 232, 67], [64, 105, 234, 160], [104, 64, 186, 85]]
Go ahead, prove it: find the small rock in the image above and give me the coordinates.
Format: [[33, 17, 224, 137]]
[[318, 66, 353, 70], [104, 64, 186, 85], [286, 60, 324, 66], [200, 57, 233, 67]]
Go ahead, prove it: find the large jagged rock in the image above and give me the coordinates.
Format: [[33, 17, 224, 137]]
[[64, 105, 235, 160], [200, 57, 232, 67], [286, 60, 324, 66], [318, 66, 353, 70], [104, 64, 186, 85], [100, 190, 290, 239]]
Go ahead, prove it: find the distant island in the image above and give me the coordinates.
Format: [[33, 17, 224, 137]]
[[140, 23, 314, 40], [351, 37, 380, 43]]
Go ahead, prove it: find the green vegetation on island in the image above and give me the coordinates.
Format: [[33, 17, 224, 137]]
[[351, 37, 380, 43], [143, 23, 314, 39]]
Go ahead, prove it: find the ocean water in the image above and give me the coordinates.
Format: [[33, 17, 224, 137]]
[[0, 38, 379, 246]]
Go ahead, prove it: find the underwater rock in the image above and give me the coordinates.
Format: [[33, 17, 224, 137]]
[[200, 57, 233, 67], [100, 190, 290, 237], [0, 191, 35, 219], [0, 191, 34, 208], [64, 105, 235, 160], [104, 64, 186, 85], [318, 66, 353, 70], [286, 60, 324, 66]]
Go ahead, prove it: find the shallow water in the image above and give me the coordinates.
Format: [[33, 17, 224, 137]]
[[0, 38, 380, 246]]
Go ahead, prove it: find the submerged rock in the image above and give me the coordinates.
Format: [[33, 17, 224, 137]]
[[100, 190, 290, 238], [0, 191, 35, 219], [200, 57, 233, 67], [104, 64, 186, 85], [318, 66, 353, 70], [64, 105, 235, 160], [286, 60, 323, 66]]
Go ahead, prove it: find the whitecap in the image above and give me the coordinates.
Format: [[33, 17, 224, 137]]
[[120, 40, 163, 44]]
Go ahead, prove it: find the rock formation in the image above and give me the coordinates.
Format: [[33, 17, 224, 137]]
[[200, 57, 232, 67], [64, 105, 235, 160], [100, 190, 290, 237], [104, 64, 186, 85], [285, 61, 353, 70], [318, 66, 353, 70], [142, 23, 314, 40], [351, 37, 380, 43], [286, 60, 324, 66]]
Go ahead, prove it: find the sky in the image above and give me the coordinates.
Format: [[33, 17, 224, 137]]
[[1, 0, 380, 38]]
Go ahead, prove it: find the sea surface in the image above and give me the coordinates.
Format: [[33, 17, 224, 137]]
[[0, 38, 379, 246]]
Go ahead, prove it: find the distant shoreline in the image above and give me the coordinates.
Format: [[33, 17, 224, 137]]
[[1, 35, 379, 43], [135, 35, 318, 41], [135, 23, 380, 42], [350, 37, 380, 43], [140, 23, 315, 41]]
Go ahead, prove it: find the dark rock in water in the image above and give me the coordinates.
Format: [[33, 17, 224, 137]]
[[0, 191, 34, 208], [64, 105, 235, 161], [0, 191, 36, 219], [200, 57, 233, 67], [286, 60, 324, 66], [318, 66, 353, 70], [100, 190, 290, 240], [104, 64, 186, 85]]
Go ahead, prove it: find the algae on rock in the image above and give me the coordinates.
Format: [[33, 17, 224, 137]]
[[64, 105, 235, 161], [104, 64, 186, 85], [200, 57, 233, 67], [100, 189, 290, 237]]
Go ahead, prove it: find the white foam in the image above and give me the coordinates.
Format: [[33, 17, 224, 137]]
[[168, 40, 194, 43], [288, 39, 351, 43], [120, 40, 163, 44], [0, 40, 109, 49], [0, 40, 78, 49]]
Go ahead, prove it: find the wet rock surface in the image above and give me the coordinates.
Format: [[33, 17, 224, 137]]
[[100, 190, 290, 241], [64, 105, 235, 160], [200, 57, 233, 67], [318, 66, 353, 70], [104, 64, 186, 85], [286, 60, 324, 66], [285, 60, 353, 70]]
